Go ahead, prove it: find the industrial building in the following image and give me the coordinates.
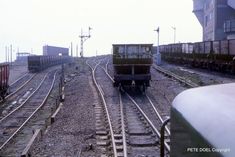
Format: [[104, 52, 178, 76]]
[[193, 0, 235, 41], [15, 52, 31, 64], [43, 45, 69, 56]]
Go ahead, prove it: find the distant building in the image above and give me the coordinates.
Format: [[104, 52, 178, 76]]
[[193, 0, 235, 41], [15, 52, 31, 63], [43, 45, 69, 56]]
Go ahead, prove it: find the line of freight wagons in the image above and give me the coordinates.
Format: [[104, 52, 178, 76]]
[[159, 39, 235, 73], [28, 55, 71, 72]]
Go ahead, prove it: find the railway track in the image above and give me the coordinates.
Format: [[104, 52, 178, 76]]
[[8, 73, 35, 94], [106, 58, 171, 134], [96, 61, 126, 157], [6, 73, 36, 99], [0, 73, 36, 104], [0, 72, 50, 120], [87, 60, 118, 156], [153, 64, 199, 88], [87, 58, 171, 156], [0, 69, 57, 155]]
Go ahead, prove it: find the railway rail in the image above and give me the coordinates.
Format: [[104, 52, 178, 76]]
[[103, 59, 170, 154], [0, 73, 35, 104], [153, 64, 199, 88], [9, 73, 28, 87], [7, 73, 36, 99], [0, 69, 57, 155], [0, 72, 50, 120], [108, 57, 172, 131], [97, 60, 128, 157], [86, 60, 118, 156]]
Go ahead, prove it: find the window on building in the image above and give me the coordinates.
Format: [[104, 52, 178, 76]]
[[209, 13, 212, 20], [205, 15, 208, 27], [205, 2, 209, 9]]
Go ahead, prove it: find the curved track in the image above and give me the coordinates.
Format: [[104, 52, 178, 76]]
[[87, 58, 171, 156], [0, 73, 36, 104], [0, 70, 57, 153], [8, 73, 35, 94], [0, 72, 51, 120], [86, 60, 118, 157]]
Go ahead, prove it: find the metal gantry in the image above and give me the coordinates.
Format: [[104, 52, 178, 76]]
[[79, 27, 92, 58]]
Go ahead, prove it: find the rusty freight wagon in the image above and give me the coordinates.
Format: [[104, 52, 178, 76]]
[[0, 63, 9, 100], [112, 44, 153, 91]]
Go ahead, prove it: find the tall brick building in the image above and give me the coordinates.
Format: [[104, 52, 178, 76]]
[[193, 0, 235, 41]]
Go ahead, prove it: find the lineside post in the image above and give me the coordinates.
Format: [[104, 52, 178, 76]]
[[160, 118, 170, 157]]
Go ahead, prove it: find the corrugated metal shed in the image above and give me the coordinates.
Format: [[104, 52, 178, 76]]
[[43, 45, 69, 56]]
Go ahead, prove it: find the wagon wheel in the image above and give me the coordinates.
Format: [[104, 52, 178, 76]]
[[140, 83, 146, 94], [0, 91, 5, 102], [118, 83, 124, 93]]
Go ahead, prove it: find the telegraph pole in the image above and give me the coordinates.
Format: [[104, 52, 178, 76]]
[[10, 44, 12, 66], [71, 42, 73, 57], [172, 26, 176, 43], [154, 27, 161, 65], [5, 46, 7, 63], [76, 44, 78, 57], [7, 46, 10, 63], [79, 27, 92, 58]]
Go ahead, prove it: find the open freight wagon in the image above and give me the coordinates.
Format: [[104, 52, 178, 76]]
[[0, 63, 9, 100], [112, 44, 153, 91]]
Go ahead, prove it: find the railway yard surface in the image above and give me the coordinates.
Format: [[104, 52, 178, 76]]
[[0, 56, 235, 157], [8, 65, 28, 85]]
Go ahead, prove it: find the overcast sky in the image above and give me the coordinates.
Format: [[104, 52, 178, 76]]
[[0, 0, 202, 62]]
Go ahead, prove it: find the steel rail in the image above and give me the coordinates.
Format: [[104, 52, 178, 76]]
[[153, 64, 199, 88], [99, 59, 127, 157], [0, 70, 57, 150], [125, 92, 170, 151], [9, 73, 28, 86], [6, 74, 36, 99], [0, 72, 48, 123], [145, 94, 170, 135], [86, 60, 118, 157], [119, 92, 127, 157]]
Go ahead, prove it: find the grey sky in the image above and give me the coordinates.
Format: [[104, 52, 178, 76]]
[[0, 0, 202, 62]]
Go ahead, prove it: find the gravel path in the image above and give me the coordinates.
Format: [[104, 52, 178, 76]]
[[31, 61, 99, 157]]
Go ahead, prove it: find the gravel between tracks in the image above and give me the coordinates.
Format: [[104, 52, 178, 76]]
[[31, 61, 99, 157]]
